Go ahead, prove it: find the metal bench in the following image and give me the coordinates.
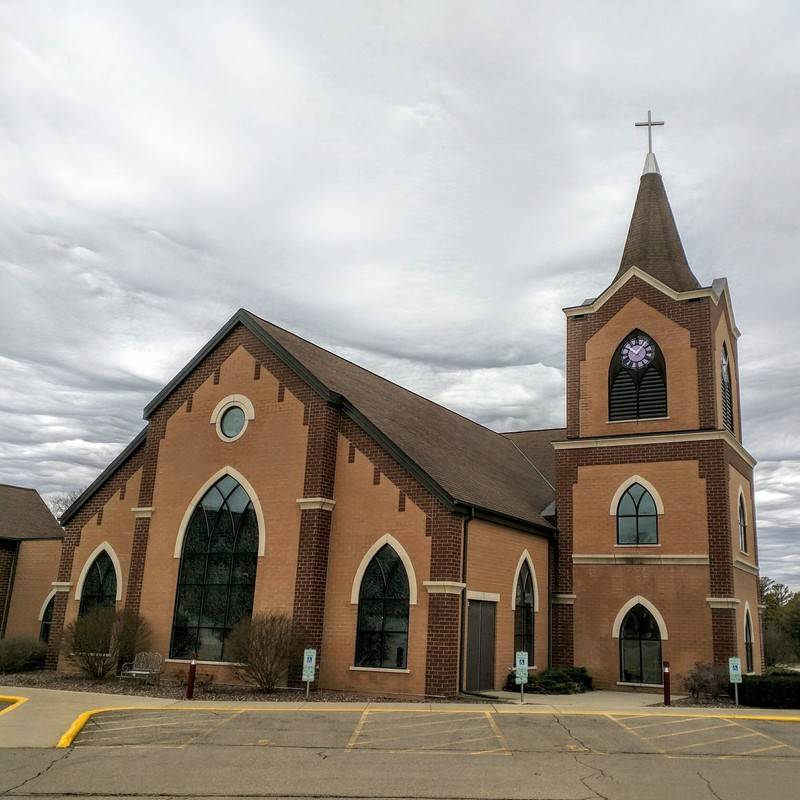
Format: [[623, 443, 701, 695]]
[[120, 652, 163, 685]]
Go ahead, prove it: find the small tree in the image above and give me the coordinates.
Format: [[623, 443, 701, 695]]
[[62, 608, 152, 680], [226, 613, 302, 692]]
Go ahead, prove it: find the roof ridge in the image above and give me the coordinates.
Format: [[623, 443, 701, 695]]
[[245, 310, 524, 442], [0, 483, 37, 492]]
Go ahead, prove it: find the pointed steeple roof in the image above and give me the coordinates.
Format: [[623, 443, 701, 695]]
[[614, 155, 701, 292]]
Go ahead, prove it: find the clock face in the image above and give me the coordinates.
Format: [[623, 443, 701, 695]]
[[621, 335, 654, 369]]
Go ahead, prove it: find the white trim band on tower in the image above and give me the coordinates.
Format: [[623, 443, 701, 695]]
[[296, 497, 336, 511], [573, 554, 709, 566], [733, 558, 759, 576], [466, 590, 500, 603]]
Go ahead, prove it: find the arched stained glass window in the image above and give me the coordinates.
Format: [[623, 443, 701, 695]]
[[617, 483, 658, 545], [738, 496, 748, 553], [620, 603, 662, 685], [514, 561, 535, 665], [170, 475, 259, 662], [40, 595, 55, 642], [721, 344, 734, 433], [355, 544, 409, 669], [79, 551, 117, 617], [609, 330, 667, 421], [744, 610, 754, 674]]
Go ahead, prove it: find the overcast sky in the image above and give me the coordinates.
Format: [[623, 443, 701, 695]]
[[1, 2, 797, 588]]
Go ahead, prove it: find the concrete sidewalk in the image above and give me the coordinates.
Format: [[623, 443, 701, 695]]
[[3, 684, 799, 748]]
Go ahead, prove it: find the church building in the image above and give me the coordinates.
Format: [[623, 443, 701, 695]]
[[3, 138, 763, 696]]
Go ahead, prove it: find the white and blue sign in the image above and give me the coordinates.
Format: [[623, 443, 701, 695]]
[[728, 656, 742, 684], [515, 651, 529, 685], [303, 648, 317, 683]]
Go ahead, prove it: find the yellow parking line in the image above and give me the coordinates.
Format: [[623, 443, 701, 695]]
[[358, 722, 489, 746], [627, 716, 716, 730], [668, 733, 757, 751], [0, 695, 28, 717], [606, 713, 666, 754], [80, 719, 208, 735], [365, 715, 485, 733], [650, 722, 734, 739], [739, 743, 789, 755], [346, 709, 369, 751], [484, 710, 510, 753]]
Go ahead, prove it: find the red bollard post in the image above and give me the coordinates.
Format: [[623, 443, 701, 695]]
[[186, 658, 197, 700], [663, 660, 671, 707]]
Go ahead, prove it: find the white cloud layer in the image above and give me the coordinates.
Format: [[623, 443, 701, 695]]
[[1, 1, 797, 587]]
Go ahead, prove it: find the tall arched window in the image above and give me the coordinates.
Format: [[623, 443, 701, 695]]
[[355, 544, 409, 669], [170, 474, 259, 662], [514, 561, 535, 664], [620, 603, 662, 684], [738, 495, 748, 553], [609, 330, 667, 421], [617, 482, 658, 545], [40, 595, 55, 642], [721, 343, 734, 433], [744, 610, 754, 673], [79, 551, 117, 617]]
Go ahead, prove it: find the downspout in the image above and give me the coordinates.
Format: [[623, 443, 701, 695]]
[[458, 507, 474, 694], [0, 541, 20, 639]]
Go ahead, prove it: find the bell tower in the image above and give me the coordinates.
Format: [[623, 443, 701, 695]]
[[552, 115, 762, 687]]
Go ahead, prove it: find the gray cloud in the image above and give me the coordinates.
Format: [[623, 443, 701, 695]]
[[1, 1, 797, 587]]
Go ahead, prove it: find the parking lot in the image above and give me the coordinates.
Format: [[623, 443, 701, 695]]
[[3, 706, 800, 799], [70, 707, 800, 760]]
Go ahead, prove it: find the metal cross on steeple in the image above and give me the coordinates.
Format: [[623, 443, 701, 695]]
[[635, 110, 664, 154]]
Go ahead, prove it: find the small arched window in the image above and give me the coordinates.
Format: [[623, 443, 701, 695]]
[[609, 330, 667, 421], [170, 474, 259, 662], [40, 595, 55, 642], [514, 561, 535, 664], [617, 483, 658, 545], [355, 544, 409, 669], [620, 603, 662, 685], [744, 610, 754, 674], [721, 343, 734, 433], [79, 551, 117, 617], [738, 495, 748, 553]]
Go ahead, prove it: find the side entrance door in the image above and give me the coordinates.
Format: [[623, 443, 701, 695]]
[[466, 599, 496, 692]]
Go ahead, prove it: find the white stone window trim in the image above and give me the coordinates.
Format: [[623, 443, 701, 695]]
[[611, 595, 669, 640], [74, 541, 123, 602], [511, 550, 540, 612], [174, 467, 266, 558], [743, 602, 756, 675], [349, 666, 411, 674], [38, 588, 58, 621], [210, 394, 255, 442], [466, 590, 500, 603], [609, 475, 665, 516], [350, 533, 418, 605], [737, 486, 749, 555]]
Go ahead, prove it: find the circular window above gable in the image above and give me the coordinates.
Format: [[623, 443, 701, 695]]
[[210, 394, 255, 442], [220, 406, 246, 439]]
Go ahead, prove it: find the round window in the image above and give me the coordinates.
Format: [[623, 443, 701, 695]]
[[220, 406, 246, 439]]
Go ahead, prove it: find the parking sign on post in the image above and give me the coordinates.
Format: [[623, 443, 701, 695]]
[[515, 651, 528, 704], [303, 648, 316, 699], [729, 656, 742, 706]]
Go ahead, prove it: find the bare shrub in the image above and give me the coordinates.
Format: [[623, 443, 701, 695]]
[[683, 662, 730, 702], [226, 613, 303, 692], [62, 608, 152, 680]]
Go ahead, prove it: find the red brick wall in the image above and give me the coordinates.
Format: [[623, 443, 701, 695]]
[[0, 540, 18, 637]]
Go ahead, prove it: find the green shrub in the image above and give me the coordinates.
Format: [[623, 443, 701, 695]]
[[738, 672, 800, 709], [0, 637, 47, 673], [505, 666, 592, 694], [682, 663, 730, 702]]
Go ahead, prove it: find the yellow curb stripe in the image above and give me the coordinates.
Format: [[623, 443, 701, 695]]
[[0, 695, 28, 718]]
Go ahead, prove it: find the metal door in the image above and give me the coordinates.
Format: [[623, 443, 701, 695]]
[[466, 599, 496, 692]]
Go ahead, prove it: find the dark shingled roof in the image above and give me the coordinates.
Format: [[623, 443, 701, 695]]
[[0, 484, 62, 541], [245, 312, 556, 529], [502, 427, 566, 489], [614, 172, 700, 292]]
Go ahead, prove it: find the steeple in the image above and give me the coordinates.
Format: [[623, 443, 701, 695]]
[[613, 112, 701, 292]]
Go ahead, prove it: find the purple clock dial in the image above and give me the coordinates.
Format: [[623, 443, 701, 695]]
[[621, 336, 654, 369]]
